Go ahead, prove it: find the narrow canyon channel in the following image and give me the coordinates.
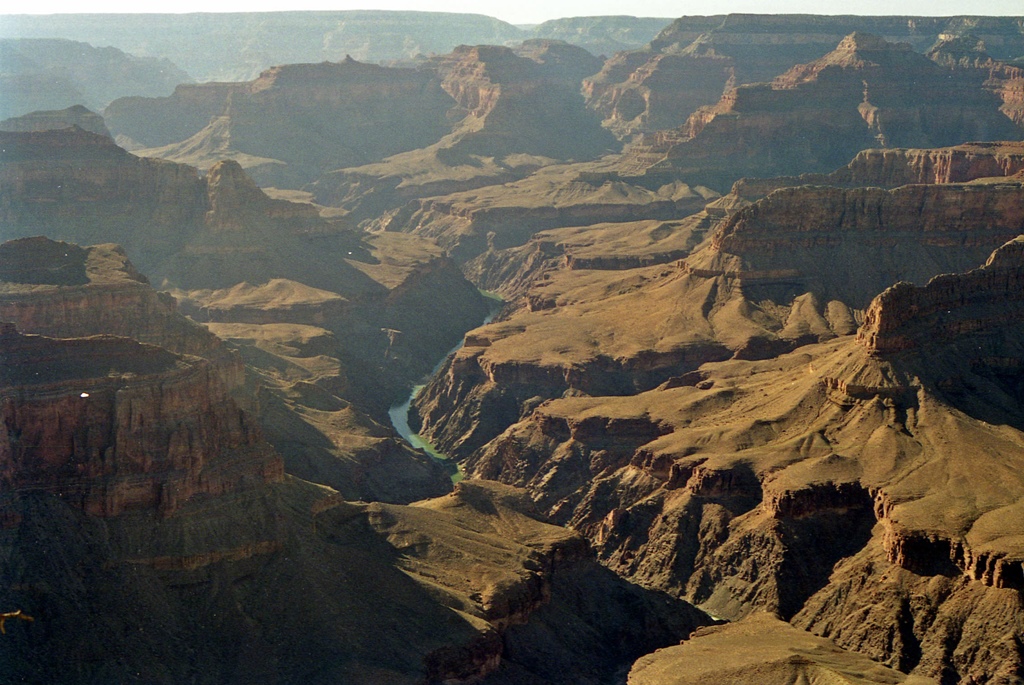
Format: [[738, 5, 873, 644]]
[[388, 290, 503, 481]]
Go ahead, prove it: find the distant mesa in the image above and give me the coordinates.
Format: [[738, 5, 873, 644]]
[[0, 105, 110, 138]]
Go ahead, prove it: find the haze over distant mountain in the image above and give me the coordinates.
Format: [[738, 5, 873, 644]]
[[0, 11, 672, 82], [0, 38, 189, 119]]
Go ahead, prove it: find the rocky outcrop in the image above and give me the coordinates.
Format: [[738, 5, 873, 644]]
[[203, 160, 322, 233], [382, 169, 718, 264], [413, 177, 1024, 484], [732, 141, 1024, 199], [465, 214, 716, 299], [591, 15, 1024, 142], [629, 612, 938, 684], [0, 241, 266, 511], [104, 81, 246, 149], [584, 51, 735, 140], [309, 41, 617, 218], [858, 236, 1024, 354], [0, 325, 284, 518], [794, 538, 1024, 682], [0, 238, 229, 361], [0, 471, 709, 684], [689, 182, 1024, 308], [457, 328, 1024, 679], [430, 40, 613, 161]]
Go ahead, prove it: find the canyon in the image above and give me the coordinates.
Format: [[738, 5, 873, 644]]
[[3, 9, 1024, 684]]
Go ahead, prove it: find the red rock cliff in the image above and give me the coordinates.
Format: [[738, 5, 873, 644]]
[[0, 325, 283, 517], [858, 235, 1024, 354]]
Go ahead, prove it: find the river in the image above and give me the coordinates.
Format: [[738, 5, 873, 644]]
[[388, 290, 503, 482]]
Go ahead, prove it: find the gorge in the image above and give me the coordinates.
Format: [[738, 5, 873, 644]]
[[2, 10, 1024, 684]]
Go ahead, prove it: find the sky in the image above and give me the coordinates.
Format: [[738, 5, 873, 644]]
[[4, 0, 1022, 25]]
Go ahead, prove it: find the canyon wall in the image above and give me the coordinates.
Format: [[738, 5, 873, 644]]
[[618, 33, 1023, 190]]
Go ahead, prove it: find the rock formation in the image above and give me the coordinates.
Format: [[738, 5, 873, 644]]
[[0, 240, 284, 521], [857, 235, 1024, 356], [688, 182, 1024, 308], [0, 238, 228, 361], [451, 237, 1024, 680], [413, 178, 1024, 463], [731, 141, 1024, 199], [629, 612, 939, 684], [0, 38, 190, 119], [310, 40, 617, 218], [465, 214, 715, 300], [405, 182, 1024, 681], [377, 164, 719, 263], [431, 41, 611, 161], [588, 15, 1024, 140], [0, 453, 709, 683], [104, 81, 247, 149], [0, 127, 208, 273], [7, 13, 1024, 683], [128, 58, 457, 187], [619, 33, 1023, 190], [584, 50, 736, 140], [0, 325, 284, 518]]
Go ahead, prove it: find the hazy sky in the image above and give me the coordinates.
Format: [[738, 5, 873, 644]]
[[6, 0, 1023, 25]]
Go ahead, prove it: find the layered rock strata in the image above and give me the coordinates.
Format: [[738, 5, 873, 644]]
[[688, 181, 1024, 308], [619, 33, 1023, 190], [465, 214, 716, 300], [732, 141, 1024, 199], [309, 40, 617, 219], [0, 127, 208, 273], [414, 179, 1024, 461], [429, 235, 1024, 681], [0, 325, 283, 518], [130, 58, 457, 186], [589, 15, 1024, 141], [0, 238, 229, 361], [857, 236, 1024, 354], [380, 164, 719, 263], [584, 51, 736, 140]]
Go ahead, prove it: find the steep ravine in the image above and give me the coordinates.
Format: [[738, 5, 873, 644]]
[[389, 291, 504, 481]]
